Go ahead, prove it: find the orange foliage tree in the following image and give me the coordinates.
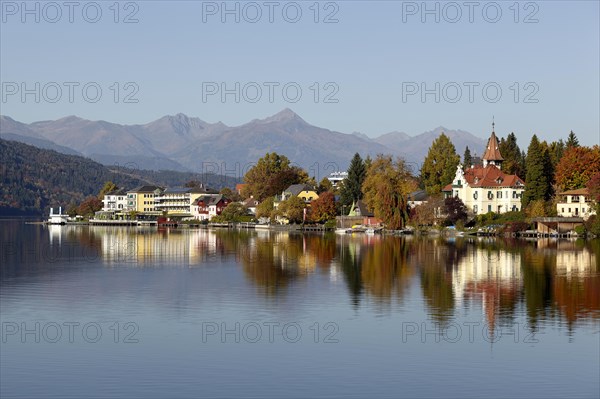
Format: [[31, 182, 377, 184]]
[[555, 146, 600, 191]]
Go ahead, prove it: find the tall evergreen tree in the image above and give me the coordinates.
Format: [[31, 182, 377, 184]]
[[566, 131, 580, 149], [463, 146, 472, 169], [523, 135, 552, 207], [499, 132, 525, 177], [548, 139, 565, 170], [339, 153, 366, 207], [421, 133, 460, 195]]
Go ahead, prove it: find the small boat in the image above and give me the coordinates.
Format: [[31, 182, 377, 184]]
[[335, 228, 352, 234]]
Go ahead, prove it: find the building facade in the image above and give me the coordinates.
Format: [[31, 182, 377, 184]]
[[127, 185, 164, 213], [102, 189, 128, 211], [556, 188, 596, 220], [154, 186, 213, 216], [192, 195, 231, 221], [443, 126, 526, 215]]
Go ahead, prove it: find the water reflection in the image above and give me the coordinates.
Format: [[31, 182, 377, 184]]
[[1, 223, 598, 332]]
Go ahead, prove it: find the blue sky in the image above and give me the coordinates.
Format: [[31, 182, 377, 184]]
[[1, 0, 598, 146]]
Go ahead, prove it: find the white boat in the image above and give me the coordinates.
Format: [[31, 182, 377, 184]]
[[47, 207, 68, 225], [335, 228, 352, 234]]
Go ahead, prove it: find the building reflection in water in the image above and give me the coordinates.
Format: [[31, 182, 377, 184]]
[[71, 227, 599, 330]]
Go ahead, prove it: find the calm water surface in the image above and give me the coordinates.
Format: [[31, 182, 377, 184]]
[[1, 221, 599, 398]]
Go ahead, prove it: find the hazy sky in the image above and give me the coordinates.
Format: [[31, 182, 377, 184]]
[[1, 0, 598, 146]]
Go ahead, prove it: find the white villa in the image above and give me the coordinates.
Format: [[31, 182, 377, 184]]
[[443, 126, 526, 215], [556, 188, 596, 220], [102, 189, 128, 212]]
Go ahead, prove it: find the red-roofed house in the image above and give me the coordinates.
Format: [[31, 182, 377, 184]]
[[443, 125, 526, 215]]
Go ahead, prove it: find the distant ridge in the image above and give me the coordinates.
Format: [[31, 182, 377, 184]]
[[1, 111, 487, 173]]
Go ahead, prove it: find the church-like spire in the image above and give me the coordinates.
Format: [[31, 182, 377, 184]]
[[482, 120, 504, 167]]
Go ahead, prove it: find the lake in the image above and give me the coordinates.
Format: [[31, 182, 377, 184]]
[[1, 221, 599, 398]]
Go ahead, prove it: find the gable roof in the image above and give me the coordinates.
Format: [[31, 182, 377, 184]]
[[559, 188, 590, 196], [348, 200, 374, 217], [194, 194, 229, 206], [285, 184, 315, 196], [408, 190, 428, 202]]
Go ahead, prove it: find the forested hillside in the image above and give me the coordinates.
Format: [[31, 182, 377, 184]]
[[0, 139, 240, 216]]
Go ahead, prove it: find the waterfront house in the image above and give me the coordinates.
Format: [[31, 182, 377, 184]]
[[275, 184, 319, 205], [101, 188, 128, 212], [348, 200, 383, 226], [556, 188, 596, 220], [192, 195, 231, 221], [443, 125, 526, 215], [242, 197, 260, 215]]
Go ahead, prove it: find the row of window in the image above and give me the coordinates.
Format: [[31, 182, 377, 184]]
[[473, 205, 519, 213], [473, 191, 522, 200], [561, 207, 587, 214]]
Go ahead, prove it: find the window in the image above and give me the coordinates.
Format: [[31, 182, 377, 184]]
[[488, 205, 492, 212], [473, 192, 478, 200], [473, 205, 478, 213], [568, 208, 571, 213], [457, 180, 461, 186], [583, 208, 586, 213], [497, 191, 502, 199], [562, 208, 565, 213], [488, 191, 493, 200]]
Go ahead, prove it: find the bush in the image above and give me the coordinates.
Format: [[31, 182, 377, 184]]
[[585, 215, 600, 237], [574, 225, 586, 236]]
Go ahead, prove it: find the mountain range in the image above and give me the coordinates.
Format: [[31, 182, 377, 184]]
[[0, 109, 487, 174]]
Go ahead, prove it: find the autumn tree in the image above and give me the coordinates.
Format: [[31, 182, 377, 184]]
[[339, 153, 366, 207], [317, 177, 333, 194], [213, 202, 248, 222], [362, 155, 418, 230], [276, 196, 305, 224], [309, 191, 336, 223], [409, 195, 445, 227], [587, 172, 600, 203], [256, 198, 274, 220], [98, 181, 118, 199], [499, 133, 525, 177], [554, 146, 600, 191], [185, 180, 204, 189], [444, 196, 468, 225], [78, 196, 103, 217], [523, 135, 553, 207], [421, 133, 460, 195], [566, 131, 579, 149], [463, 146, 472, 169], [219, 187, 242, 202], [242, 152, 308, 201]]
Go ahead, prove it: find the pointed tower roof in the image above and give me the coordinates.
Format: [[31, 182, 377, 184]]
[[482, 121, 504, 163]]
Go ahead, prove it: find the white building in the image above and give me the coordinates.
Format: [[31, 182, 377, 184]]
[[154, 186, 213, 216], [443, 126, 525, 215], [556, 188, 596, 220], [102, 189, 128, 211], [326, 171, 348, 188]]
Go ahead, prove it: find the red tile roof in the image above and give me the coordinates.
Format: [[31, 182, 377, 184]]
[[443, 165, 525, 191]]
